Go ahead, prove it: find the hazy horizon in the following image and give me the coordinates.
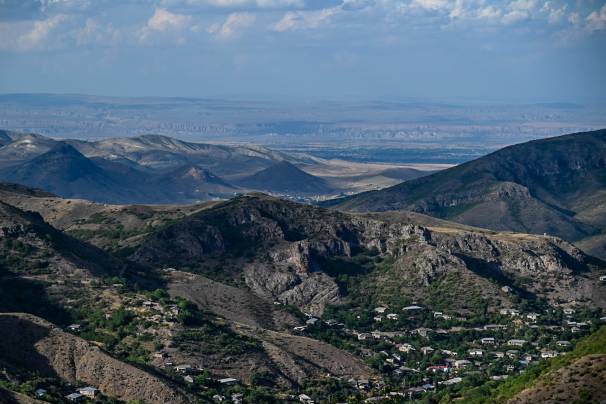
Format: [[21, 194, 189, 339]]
[[1, 1, 606, 103]]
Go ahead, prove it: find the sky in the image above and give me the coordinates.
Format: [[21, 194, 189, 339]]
[[0, 0, 605, 102]]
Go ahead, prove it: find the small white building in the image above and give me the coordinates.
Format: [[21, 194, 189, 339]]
[[508, 339, 526, 347], [481, 337, 495, 345], [421, 346, 435, 355], [469, 349, 483, 357], [374, 307, 388, 314], [386, 313, 399, 320], [398, 343, 416, 353], [77, 387, 99, 398]]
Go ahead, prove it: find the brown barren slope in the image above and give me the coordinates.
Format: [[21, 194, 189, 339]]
[[0, 313, 189, 404]]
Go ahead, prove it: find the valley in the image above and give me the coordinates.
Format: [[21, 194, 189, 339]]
[[0, 179, 604, 403]]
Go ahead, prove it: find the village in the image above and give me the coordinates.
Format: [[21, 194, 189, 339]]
[[296, 300, 605, 401], [34, 281, 604, 404]]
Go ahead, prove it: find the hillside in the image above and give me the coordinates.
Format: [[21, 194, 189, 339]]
[[0, 143, 139, 203], [0, 313, 189, 404], [237, 161, 333, 195], [131, 194, 606, 315], [0, 186, 604, 402], [325, 129, 606, 258]]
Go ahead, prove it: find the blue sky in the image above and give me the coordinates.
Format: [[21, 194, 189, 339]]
[[0, 0, 605, 102]]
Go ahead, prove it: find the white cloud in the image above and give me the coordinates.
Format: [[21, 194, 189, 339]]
[[586, 4, 606, 31], [162, 0, 304, 8], [541, 1, 566, 25], [272, 6, 341, 32], [411, 0, 449, 11], [138, 8, 192, 41], [208, 12, 255, 38], [75, 17, 121, 45], [477, 5, 502, 20], [568, 12, 580, 27], [17, 14, 68, 49]]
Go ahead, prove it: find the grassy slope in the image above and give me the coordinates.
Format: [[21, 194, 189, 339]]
[[450, 325, 606, 403]]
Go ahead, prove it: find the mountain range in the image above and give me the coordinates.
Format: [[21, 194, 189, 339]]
[[1, 128, 606, 402], [0, 130, 434, 204], [324, 129, 606, 260], [0, 130, 339, 203]]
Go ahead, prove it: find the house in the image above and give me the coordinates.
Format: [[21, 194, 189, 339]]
[[386, 313, 399, 320], [373, 316, 382, 322], [293, 326, 306, 332], [153, 352, 167, 359], [78, 387, 99, 398], [398, 343, 415, 353], [563, 308, 575, 316], [415, 328, 432, 338], [556, 340, 571, 347], [66, 393, 83, 402], [469, 349, 483, 357], [571, 326, 581, 333], [299, 394, 314, 403], [357, 333, 370, 341], [442, 349, 458, 357], [421, 346, 435, 355], [600, 275, 606, 281], [526, 313, 539, 321], [433, 312, 443, 318], [374, 307, 388, 314], [508, 339, 526, 347], [184, 375, 194, 383], [371, 331, 382, 339], [481, 337, 495, 345], [427, 365, 449, 373], [506, 350, 519, 358], [402, 305, 423, 311], [440, 377, 463, 386], [356, 379, 370, 390], [522, 354, 533, 362], [306, 317, 319, 326], [325, 319, 338, 326], [454, 360, 472, 369], [175, 364, 192, 373], [505, 365, 515, 372], [67, 324, 81, 332], [218, 378, 238, 385], [484, 324, 508, 330], [493, 351, 505, 358], [501, 286, 512, 293], [35, 389, 47, 398], [541, 350, 558, 359]]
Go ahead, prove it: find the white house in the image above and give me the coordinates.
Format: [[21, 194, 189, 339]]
[[386, 313, 399, 320], [77, 387, 99, 398], [398, 343, 416, 353], [421, 346, 435, 355], [454, 360, 472, 369], [508, 339, 526, 347], [469, 349, 483, 357], [481, 337, 495, 345], [374, 307, 388, 314]]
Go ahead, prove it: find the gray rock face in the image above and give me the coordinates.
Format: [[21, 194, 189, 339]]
[[132, 195, 606, 315]]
